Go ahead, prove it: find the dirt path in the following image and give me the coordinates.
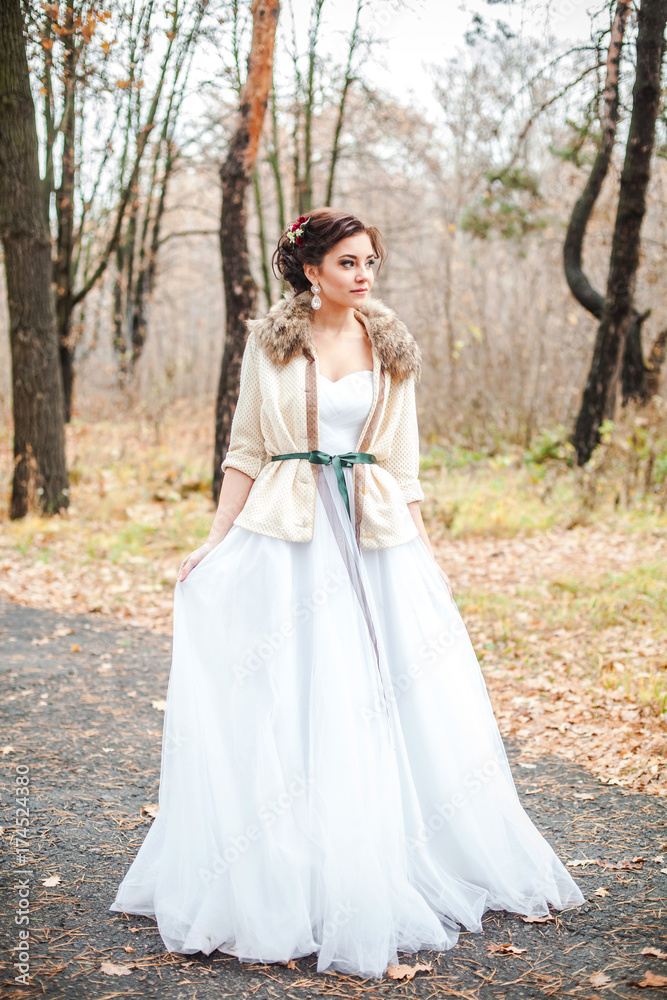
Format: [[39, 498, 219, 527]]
[[1, 599, 666, 999]]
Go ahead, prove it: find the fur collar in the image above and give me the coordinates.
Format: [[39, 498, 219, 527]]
[[248, 290, 422, 383]]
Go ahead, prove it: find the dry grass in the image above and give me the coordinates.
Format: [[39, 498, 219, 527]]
[[0, 401, 215, 630]]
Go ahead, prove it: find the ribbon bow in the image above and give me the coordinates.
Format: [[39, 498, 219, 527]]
[[270, 449, 377, 519]]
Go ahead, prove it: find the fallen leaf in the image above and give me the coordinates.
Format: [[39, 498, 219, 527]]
[[589, 970, 612, 987], [141, 803, 159, 818], [100, 961, 134, 976], [70, 643, 81, 652], [151, 699, 167, 712], [386, 962, 432, 980], [628, 970, 667, 988], [594, 887, 610, 897], [487, 942, 527, 955], [573, 792, 597, 800], [42, 875, 61, 887], [642, 947, 667, 960], [521, 913, 554, 923], [1, 746, 15, 755]]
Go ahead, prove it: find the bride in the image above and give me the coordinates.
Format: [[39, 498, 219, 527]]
[[110, 207, 585, 979]]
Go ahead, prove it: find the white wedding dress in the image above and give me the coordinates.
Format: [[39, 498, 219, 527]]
[[110, 369, 585, 978]]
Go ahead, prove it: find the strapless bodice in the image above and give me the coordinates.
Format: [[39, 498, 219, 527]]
[[317, 370, 374, 454]]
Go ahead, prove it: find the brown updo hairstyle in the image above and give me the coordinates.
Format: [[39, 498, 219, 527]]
[[272, 207, 388, 293]]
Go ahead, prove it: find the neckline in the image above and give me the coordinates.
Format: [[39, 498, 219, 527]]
[[318, 370, 374, 384]]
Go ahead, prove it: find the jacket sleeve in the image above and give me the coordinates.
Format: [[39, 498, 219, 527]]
[[221, 332, 267, 480], [377, 372, 425, 503]]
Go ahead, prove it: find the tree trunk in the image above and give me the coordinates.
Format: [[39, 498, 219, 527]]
[[573, 0, 667, 464], [0, 0, 69, 518], [131, 137, 173, 368], [563, 1, 666, 411], [253, 165, 273, 310], [563, 0, 630, 321], [54, 3, 78, 421], [268, 82, 286, 234], [642, 327, 667, 399], [213, 0, 280, 502], [302, 0, 325, 213], [621, 308, 650, 400], [268, 82, 287, 296]]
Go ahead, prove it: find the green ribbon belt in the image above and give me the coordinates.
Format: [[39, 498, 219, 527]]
[[270, 449, 377, 519]]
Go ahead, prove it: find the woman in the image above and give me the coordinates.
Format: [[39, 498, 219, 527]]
[[110, 208, 585, 979]]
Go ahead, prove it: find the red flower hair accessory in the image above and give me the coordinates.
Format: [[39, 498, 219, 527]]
[[285, 215, 309, 247]]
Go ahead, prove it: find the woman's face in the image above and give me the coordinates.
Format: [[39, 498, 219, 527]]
[[304, 232, 376, 310]]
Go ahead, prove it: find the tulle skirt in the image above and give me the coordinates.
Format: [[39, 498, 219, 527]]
[[109, 463, 585, 978]]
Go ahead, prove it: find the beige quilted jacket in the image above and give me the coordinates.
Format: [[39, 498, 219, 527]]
[[221, 290, 425, 550]]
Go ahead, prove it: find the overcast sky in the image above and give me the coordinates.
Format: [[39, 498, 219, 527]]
[[282, 0, 598, 122]]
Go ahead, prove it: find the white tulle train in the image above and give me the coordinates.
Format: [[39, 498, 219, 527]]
[[110, 370, 585, 978]]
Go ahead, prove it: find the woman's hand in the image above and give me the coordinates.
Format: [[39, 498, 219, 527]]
[[177, 540, 218, 582], [177, 467, 254, 583]]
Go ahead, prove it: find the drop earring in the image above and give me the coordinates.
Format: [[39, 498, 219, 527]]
[[311, 283, 322, 310]]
